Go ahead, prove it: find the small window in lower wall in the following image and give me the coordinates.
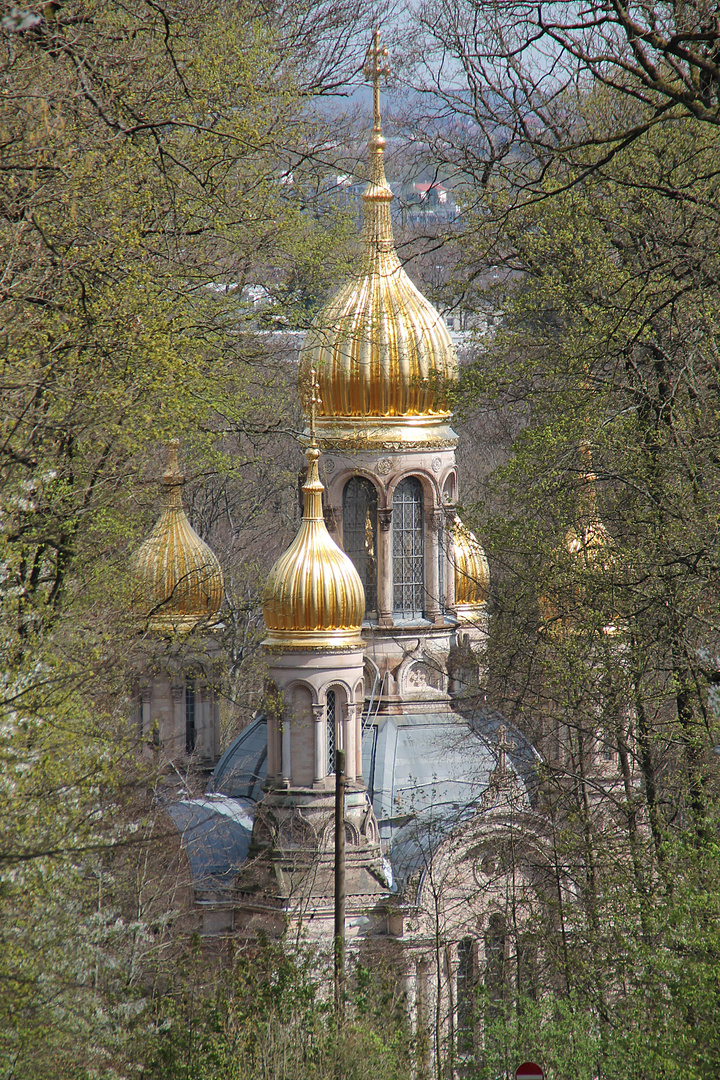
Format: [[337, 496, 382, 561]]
[[185, 680, 196, 754], [457, 937, 477, 1053]]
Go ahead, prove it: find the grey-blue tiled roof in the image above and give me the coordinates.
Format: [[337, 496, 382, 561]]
[[166, 794, 255, 893], [363, 708, 537, 845], [210, 707, 537, 833], [210, 716, 267, 801]]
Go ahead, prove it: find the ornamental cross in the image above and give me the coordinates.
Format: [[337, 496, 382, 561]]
[[308, 366, 322, 445], [363, 27, 389, 132]]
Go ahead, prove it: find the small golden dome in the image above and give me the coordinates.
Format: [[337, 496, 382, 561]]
[[132, 441, 224, 632], [540, 455, 617, 631], [298, 35, 457, 444], [262, 446, 365, 649], [452, 517, 490, 608]]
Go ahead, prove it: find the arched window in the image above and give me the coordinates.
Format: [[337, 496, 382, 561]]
[[457, 937, 477, 1054], [185, 680, 196, 754], [342, 477, 377, 616], [326, 689, 336, 775], [393, 477, 424, 618], [484, 912, 507, 1021]]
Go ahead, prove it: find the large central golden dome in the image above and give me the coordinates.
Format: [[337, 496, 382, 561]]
[[298, 52, 458, 446]]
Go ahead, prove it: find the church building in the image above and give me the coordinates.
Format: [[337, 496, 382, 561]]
[[128, 30, 624, 1069]]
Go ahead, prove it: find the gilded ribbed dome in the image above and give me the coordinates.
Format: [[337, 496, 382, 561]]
[[132, 441, 224, 632], [298, 39, 457, 445], [452, 517, 489, 608], [262, 446, 365, 649], [540, 454, 617, 630]]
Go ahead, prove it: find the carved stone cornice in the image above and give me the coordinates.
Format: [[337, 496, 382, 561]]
[[378, 507, 393, 532]]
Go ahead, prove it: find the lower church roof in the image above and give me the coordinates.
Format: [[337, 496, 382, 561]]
[[200, 707, 539, 893]]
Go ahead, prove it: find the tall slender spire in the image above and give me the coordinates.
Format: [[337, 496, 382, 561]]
[[361, 28, 393, 248], [297, 27, 458, 437]]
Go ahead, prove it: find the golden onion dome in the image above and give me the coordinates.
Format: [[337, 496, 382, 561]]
[[298, 32, 457, 446], [262, 446, 365, 649], [131, 441, 224, 632], [563, 453, 614, 566], [452, 517, 490, 608], [539, 453, 617, 631]]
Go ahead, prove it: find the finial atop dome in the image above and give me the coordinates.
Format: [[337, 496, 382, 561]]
[[262, 433, 365, 650], [565, 442, 613, 559], [298, 29, 458, 447], [361, 26, 393, 242], [131, 440, 224, 633]]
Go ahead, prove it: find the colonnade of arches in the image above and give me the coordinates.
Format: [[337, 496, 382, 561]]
[[339, 468, 457, 623], [266, 676, 365, 786]]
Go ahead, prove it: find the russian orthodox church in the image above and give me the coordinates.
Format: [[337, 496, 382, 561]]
[[129, 31, 626, 1063]]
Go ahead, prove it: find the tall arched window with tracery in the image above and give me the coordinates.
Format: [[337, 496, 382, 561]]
[[393, 477, 424, 618], [326, 689, 336, 775], [342, 477, 377, 617]]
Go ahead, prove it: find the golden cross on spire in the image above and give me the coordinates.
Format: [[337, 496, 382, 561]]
[[363, 27, 389, 135], [308, 366, 322, 445]]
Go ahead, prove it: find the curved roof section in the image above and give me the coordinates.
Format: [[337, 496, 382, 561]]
[[362, 708, 538, 845], [166, 794, 255, 895], [452, 517, 490, 607], [210, 716, 267, 801], [262, 446, 365, 649], [132, 440, 224, 632], [211, 707, 538, 844], [297, 36, 457, 445]]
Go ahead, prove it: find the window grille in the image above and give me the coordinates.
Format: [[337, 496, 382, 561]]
[[457, 937, 476, 1053], [342, 477, 378, 615], [393, 477, 424, 618], [185, 680, 196, 754], [326, 690, 336, 774], [438, 512, 445, 613], [484, 913, 507, 1020]]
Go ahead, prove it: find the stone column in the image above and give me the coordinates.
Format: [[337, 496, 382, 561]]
[[171, 683, 184, 758], [444, 508, 456, 611], [404, 961, 418, 1037], [212, 691, 221, 761], [355, 703, 364, 782], [377, 507, 393, 626], [266, 709, 277, 778], [312, 703, 325, 784], [281, 716, 292, 786], [344, 703, 356, 782], [425, 507, 442, 625]]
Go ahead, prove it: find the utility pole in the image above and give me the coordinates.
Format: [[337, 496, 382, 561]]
[[334, 747, 346, 1021]]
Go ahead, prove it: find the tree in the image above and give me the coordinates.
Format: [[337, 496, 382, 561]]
[[403, 0, 720, 194], [434, 84, 720, 1080], [0, 1, 377, 1073]]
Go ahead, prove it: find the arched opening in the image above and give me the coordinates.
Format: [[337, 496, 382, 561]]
[[392, 476, 425, 618], [326, 688, 336, 774], [484, 912, 507, 1021], [457, 937, 478, 1054], [185, 679, 196, 754], [342, 477, 377, 617]]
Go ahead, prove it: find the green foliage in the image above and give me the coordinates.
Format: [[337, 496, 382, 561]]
[[450, 91, 720, 1080], [0, 1, 365, 1074], [143, 942, 413, 1080]]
